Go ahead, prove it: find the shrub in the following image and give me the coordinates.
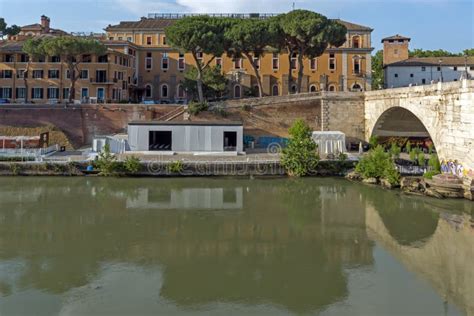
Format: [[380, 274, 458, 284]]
[[123, 156, 141, 174], [389, 142, 401, 159], [405, 140, 412, 153], [96, 144, 118, 176], [424, 170, 440, 179], [280, 119, 319, 177], [166, 160, 184, 174], [428, 154, 441, 172], [428, 143, 434, 154], [355, 145, 400, 185], [409, 147, 422, 162], [9, 163, 21, 175], [187, 101, 208, 115], [337, 152, 348, 162], [212, 104, 228, 117], [417, 152, 426, 166], [369, 135, 379, 149]]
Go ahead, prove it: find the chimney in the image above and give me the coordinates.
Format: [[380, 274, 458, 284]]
[[41, 15, 50, 33]]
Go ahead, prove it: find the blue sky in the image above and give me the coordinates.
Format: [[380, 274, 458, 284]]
[[0, 0, 472, 53]]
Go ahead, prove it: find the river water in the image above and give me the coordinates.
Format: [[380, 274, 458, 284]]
[[0, 177, 472, 316]]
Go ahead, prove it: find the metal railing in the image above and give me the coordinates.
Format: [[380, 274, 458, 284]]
[[147, 13, 278, 19]]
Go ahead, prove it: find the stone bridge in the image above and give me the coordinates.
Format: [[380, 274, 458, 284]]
[[364, 80, 474, 178]]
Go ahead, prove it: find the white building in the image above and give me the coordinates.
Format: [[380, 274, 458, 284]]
[[127, 121, 244, 154], [382, 34, 474, 88]]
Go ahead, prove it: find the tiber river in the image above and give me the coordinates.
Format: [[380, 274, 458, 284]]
[[0, 177, 472, 316]]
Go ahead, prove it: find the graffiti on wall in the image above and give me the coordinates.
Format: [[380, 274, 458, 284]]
[[441, 160, 474, 178]]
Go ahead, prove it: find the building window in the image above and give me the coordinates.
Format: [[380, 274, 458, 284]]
[[310, 58, 317, 70], [161, 84, 169, 98], [394, 49, 399, 55], [453, 66, 458, 71], [162, 36, 166, 45], [20, 54, 29, 62], [196, 52, 203, 64], [234, 58, 242, 70], [17, 69, 26, 79], [328, 85, 336, 92], [82, 54, 92, 63], [394, 74, 398, 78], [272, 84, 279, 96], [146, 36, 152, 45], [63, 88, 69, 100], [178, 53, 185, 71], [109, 37, 114, 41], [32, 70, 44, 79], [215, 57, 222, 68], [31, 87, 44, 99], [145, 84, 152, 98], [161, 53, 169, 70], [51, 56, 61, 63], [422, 79, 426, 84], [127, 37, 132, 42], [352, 83, 362, 91], [353, 57, 361, 74], [47, 87, 59, 99], [177, 84, 186, 99], [291, 53, 298, 70], [234, 85, 241, 98], [81, 88, 89, 99], [0, 87, 12, 99], [4, 54, 14, 62], [290, 84, 297, 94], [352, 36, 360, 48], [272, 53, 279, 70], [310, 84, 318, 92], [96, 70, 107, 83], [145, 52, 152, 70], [437, 66, 441, 71], [16, 87, 26, 99], [410, 73, 414, 78], [329, 53, 336, 70], [421, 66, 426, 71], [98, 55, 108, 63], [80, 69, 89, 79], [65, 69, 75, 79], [118, 37, 123, 41], [0, 70, 13, 78], [253, 55, 260, 70], [48, 69, 60, 79]]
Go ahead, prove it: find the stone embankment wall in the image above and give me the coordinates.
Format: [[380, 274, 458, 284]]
[[0, 104, 175, 148]]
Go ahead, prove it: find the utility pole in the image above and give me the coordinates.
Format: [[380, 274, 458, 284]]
[[292, 2, 295, 11]]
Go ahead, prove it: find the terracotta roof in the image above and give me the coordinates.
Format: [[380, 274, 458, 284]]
[[0, 41, 25, 53], [382, 34, 411, 43], [387, 56, 474, 67], [106, 17, 372, 32], [105, 18, 178, 31], [21, 23, 43, 30], [334, 19, 372, 31]]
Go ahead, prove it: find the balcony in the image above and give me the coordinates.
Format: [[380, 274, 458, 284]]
[[90, 77, 118, 84]]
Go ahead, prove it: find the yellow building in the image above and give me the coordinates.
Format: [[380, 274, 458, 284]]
[[0, 16, 137, 103], [105, 13, 374, 102]]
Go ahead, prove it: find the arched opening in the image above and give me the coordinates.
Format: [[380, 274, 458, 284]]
[[161, 84, 169, 99], [290, 84, 297, 94], [351, 83, 362, 92], [145, 84, 152, 98], [272, 84, 279, 96], [371, 107, 437, 153], [234, 85, 241, 99], [352, 36, 361, 48], [177, 84, 186, 99], [309, 84, 318, 93], [328, 84, 336, 92]]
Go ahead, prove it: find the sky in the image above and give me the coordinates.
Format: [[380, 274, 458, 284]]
[[0, 0, 472, 53]]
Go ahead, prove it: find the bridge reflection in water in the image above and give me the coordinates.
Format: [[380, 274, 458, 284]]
[[0, 178, 472, 315]]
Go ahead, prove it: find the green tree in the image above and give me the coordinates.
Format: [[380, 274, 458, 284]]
[[225, 18, 272, 97], [356, 145, 400, 185], [0, 18, 20, 37], [22, 38, 46, 103], [39, 36, 106, 103], [463, 49, 474, 56], [182, 66, 228, 101], [371, 50, 384, 90], [0, 18, 6, 34], [166, 16, 228, 103], [280, 10, 346, 93], [281, 119, 319, 177], [96, 144, 118, 176], [409, 49, 458, 58]]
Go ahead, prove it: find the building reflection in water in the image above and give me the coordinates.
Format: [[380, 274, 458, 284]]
[[0, 178, 471, 315]]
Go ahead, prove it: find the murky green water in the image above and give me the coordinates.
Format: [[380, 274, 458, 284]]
[[0, 177, 472, 316]]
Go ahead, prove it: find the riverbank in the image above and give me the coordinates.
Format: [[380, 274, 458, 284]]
[[0, 160, 356, 177]]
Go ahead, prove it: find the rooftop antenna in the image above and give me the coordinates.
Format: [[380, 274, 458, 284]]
[[292, 2, 295, 11]]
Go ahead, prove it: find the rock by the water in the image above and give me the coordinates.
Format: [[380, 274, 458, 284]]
[[346, 171, 362, 181], [362, 177, 378, 185], [425, 188, 444, 199]]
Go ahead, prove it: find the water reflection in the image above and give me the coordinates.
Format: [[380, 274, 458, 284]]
[[0, 178, 472, 315]]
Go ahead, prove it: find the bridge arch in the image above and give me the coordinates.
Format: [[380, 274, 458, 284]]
[[368, 106, 440, 153]]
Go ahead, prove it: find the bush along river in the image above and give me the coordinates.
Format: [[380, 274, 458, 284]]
[[0, 177, 472, 315]]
